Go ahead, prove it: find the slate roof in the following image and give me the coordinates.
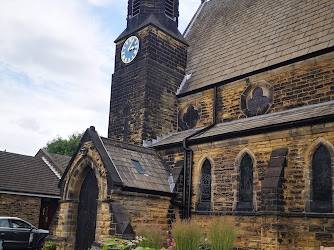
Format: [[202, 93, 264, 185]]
[[179, 0, 334, 95], [36, 148, 71, 176], [0, 151, 60, 197], [47, 153, 71, 173], [101, 138, 172, 193], [150, 100, 334, 147]]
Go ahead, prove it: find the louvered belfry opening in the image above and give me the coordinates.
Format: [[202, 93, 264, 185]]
[[128, 0, 177, 21], [132, 0, 140, 16], [165, 0, 174, 19]]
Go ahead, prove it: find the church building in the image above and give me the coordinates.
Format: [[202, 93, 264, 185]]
[[49, 0, 334, 249]]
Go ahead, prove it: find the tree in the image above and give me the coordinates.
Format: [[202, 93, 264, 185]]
[[46, 132, 83, 156]]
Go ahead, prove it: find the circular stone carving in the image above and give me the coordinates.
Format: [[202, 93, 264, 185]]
[[240, 80, 273, 117]]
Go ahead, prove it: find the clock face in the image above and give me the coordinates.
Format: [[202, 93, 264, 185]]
[[121, 36, 140, 64]]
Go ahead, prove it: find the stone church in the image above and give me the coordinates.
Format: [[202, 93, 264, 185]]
[[49, 0, 334, 249]]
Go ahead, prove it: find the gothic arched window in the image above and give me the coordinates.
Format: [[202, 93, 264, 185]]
[[196, 159, 212, 211], [200, 159, 212, 202], [237, 154, 253, 211], [311, 145, 332, 212]]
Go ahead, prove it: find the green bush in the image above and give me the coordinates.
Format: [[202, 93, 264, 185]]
[[100, 238, 155, 250], [208, 219, 238, 250], [171, 219, 202, 250], [43, 241, 57, 250]]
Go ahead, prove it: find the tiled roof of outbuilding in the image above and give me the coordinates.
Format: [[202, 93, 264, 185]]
[[101, 138, 172, 193], [47, 152, 70, 173], [179, 0, 334, 95], [35, 148, 71, 175], [0, 151, 60, 197]]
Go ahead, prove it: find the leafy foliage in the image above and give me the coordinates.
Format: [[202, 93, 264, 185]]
[[43, 241, 57, 250], [100, 238, 155, 250], [46, 132, 83, 156]]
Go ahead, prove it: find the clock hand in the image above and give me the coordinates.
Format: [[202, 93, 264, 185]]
[[128, 37, 134, 51]]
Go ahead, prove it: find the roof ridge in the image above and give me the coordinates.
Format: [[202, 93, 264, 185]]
[[0, 150, 36, 158], [101, 137, 157, 154]]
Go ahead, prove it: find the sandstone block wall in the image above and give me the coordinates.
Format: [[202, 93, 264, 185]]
[[111, 190, 172, 231], [177, 52, 334, 129], [157, 122, 334, 249], [109, 25, 187, 144], [0, 193, 41, 226]]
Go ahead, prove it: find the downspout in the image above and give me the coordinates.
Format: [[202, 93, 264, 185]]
[[182, 86, 217, 219]]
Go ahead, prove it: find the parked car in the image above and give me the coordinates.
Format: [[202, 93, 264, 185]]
[[0, 217, 48, 250]]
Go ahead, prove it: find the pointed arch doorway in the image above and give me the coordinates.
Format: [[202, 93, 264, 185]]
[[75, 169, 98, 250]]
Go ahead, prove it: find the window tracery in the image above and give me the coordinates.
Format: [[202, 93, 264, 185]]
[[200, 159, 212, 202], [237, 153, 254, 211], [196, 158, 212, 211]]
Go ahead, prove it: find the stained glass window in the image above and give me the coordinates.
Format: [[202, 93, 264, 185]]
[[239, 154, 253, 203], [246, 87, 269, 116], [201, 159, 212, 202], [311, 145, 332, 212]]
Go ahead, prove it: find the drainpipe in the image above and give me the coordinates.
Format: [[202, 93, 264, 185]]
[[182, 86, 217, 219]]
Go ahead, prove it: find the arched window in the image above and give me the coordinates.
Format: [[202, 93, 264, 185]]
[[196, 159, 212, 211], [200, 159, 212, 202], [311, 145, 332, 212], [237, 154, 253, 211]]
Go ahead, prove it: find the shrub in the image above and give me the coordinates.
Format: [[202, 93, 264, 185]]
[[171, 218, 202, 250], [43, 241, 57, 250], [99, 238, 155, 250], [208, 218, 238, 250]]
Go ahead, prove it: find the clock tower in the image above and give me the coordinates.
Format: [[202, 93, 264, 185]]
[[108, 0, 188, 145]]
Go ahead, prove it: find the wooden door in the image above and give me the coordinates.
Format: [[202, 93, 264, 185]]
[[75, 169, 98, 250]]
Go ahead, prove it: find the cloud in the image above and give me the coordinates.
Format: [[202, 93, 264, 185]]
[[0, 0, 197, 156], [17, 117, 40, 132], [0, 0, 114, 155], [0, 0, 113, 86]]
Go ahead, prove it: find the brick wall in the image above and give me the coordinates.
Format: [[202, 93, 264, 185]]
[[0, 193, 41, 226]]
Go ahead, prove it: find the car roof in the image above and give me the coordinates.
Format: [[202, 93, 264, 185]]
[[0, 217, 21, 220], [0, 217, 32, 225]]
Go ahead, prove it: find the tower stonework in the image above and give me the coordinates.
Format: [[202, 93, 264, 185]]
[[108, 0, 188, 145]]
